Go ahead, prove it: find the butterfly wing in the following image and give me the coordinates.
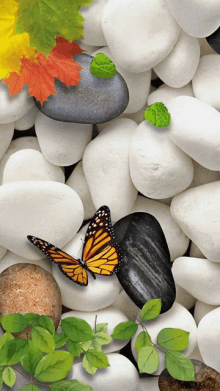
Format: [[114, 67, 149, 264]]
[[27, 236, 88, 286], [86, 241, 122, 276]]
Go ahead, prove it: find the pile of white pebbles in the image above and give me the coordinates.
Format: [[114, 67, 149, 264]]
[[1, 0, 220, 390]]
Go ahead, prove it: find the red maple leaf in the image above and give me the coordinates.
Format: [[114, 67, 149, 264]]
[[3, 38, 84, 104]]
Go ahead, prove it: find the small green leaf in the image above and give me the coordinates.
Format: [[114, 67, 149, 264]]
[[140, 299, 161, 321], [0, 339, 28, 365], [111, 321, 138, 340], [31, 326, 55, 353], [82, 354, 97, 375], [0, 367, 4, 389], [61, 317, 94, 342], [90, 53, 116, 79], [138, 346, 159, 374], [20, 384, 41, 391], [81, 339, 102, 352], [35, 351, 73, 382], [37, 315, 55, 336], [21, 340, 42, 375], [0, 332, 14, 349], [94, 332, 112, 346], [50, 379, 93, 391], [165, 352, 195, 381], [24, 313, 40, 327], [1, 314, 28, 333], [157, 328, 190, 351], [2, 367, 16, 388], [66, 340, 82, 358], [85, 350, 110, 369], [95, 323, 107, 333], [135, 331, 153, 353], [54, 333, 68, 349], [143, 102, 171, 128]]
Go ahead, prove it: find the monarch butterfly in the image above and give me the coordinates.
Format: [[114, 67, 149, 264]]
[[27, 205, 122, 286]]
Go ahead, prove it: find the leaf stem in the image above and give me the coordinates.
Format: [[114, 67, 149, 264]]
[[94, 315, 97, 334], [13, 367, 50, 388], [136, 319, 167, 354]]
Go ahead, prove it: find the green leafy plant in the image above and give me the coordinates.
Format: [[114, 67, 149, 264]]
[[144, 102, 171, 127], [90, 53, 117, 79]]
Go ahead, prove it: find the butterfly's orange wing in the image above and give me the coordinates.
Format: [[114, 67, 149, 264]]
[[27, 236, 88, 286]]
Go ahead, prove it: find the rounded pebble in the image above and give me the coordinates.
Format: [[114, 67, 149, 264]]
[[110, 290, 140, 320], [148, 83, 194, 107], [80, 0, 108, 46], [194, 300, 219, 325], [0, 250, 52, 274], [189, 242, 206, 259], [15, 106, 39, 131], [189, 160, 220, 189], [198, 307, 220, 371], [0, 122, 14, 160], [139, 377, 159, 391], [0, 84, 34, 124], [175, 283, 196, 310]]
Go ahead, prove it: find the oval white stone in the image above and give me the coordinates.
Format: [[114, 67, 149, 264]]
[[0, 123, 14, 160], [0, 251, 52, 274], [198, 307, 220, 371], [175, 284, 196, 310], [15, 106, 39, 131], [110, 290, 140, 320], [194, 300, 219, 325], [189, 160, 220, 189], [139, 377, 160, 391], [148, 83, 194, 107], [80, 0, 108, 46], [0, 84, 34, 124], [189, 242, 205, 259]]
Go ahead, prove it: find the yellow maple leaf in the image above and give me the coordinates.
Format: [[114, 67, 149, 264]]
[[0, 0, 18, 39]]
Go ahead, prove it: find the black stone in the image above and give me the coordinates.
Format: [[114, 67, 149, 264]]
[[206, 27, 220, 54], [113, 212, 176, 314], [159, 359, 220, 390], [34, 53, 129, 124]]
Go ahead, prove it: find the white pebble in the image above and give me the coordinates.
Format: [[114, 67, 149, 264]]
[[0, 246, 7, 261], [154, 30, 200, 88], [75, 40, 101, 54], [189, 160, 220, 189], [80, 0, 108, 46], [194, 300, 219, 325], [129, 120, 194, 199], [189, 345, 204, 362], [171, 182, 220, 263], [0, 181, 84, 260], [175, 284, 196, 310], [0, 250, 52, 274], [83, 118, 138, 221], [167, 96, 220, 170], [0, 84, 34, 124], [189, 242, 205, 259], [15, 106, 39, 131], [192, 55, 220, 111], [198, 38, 216, 57], [198, 307, 220, 371], [110, 290, 140, 320], [148, 83, 194, 107], [172, 257, 220, 304], [0, 123, 14, 160], [101, 0, 180, 73], [35, 112, 93, 166], [139, 377, 159, 391], [3, 149, 65, 184]]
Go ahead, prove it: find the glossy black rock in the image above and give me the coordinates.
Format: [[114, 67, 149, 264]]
[[113, 212, 176, 314], [206, 27, 220, 54], [34, 53, 129, 124]]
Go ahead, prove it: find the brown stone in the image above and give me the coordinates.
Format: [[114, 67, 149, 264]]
[[159, 359, 220, 390], [0, 263, 62, 338]]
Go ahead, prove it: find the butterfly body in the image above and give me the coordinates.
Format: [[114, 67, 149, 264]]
[[27, 206, 121, 286]]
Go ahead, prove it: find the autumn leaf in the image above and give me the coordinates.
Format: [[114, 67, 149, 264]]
[[0, 0, 18, 38]]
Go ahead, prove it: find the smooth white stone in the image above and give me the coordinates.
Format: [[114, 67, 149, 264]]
[[194, 300, 219, 326], [83, 118, 138, 221], [199, 38, 216, 57], [15, 106, 39, 131], [189, 160, 220, 189], [171, 182, 220, 262], [3, 149, 65, 184], [78, 223, 89, 235], [60, 308, 129, 353], [192, 55, 220, 111], [157, 197, 173, 206], [80, 0, 108, 46], [139, 377, 159, 391], [35, 112, 93, 166], [166, 0, 220, 38], [67, 353, 139, 391], [110, 290, 140, 320], [101, 0, 180, 73], [75, 40, 101, 54], [0, 136, 41, 185], [0, 123, 14, 160], [92, 47, 151, 114], [166, 96, 220, 170], [198, 307, 220, 371], [189, 242, 205, 259], [172, 257, 220, 304], [0, 181, 84, 260], [154, 31, 200, 88], [52, 233, 120, 311], [175, 284, 196, 310], [0, 84, 34, 124], [148, 83, 194, 107], [0, 246, 7, 260], [66, 161, 96, 220], [131, 302, 197, 375], [129, 120, 194, 199], [189, 345, 204, 362], [0, 250, 52, 274], [131, 196, 189, 262]]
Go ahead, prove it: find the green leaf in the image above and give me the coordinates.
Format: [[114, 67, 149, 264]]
[[20, 384, 41, 391], [37, 315, 55, 336], [0, 367, 4, 389], [138, 346, 159, 374], [165, 352, 195, 381], [50, 379, 93, 391], [111, 321, 138, 340], [66, 340, 82, 358], [0, 339, 28, 365], [35, 351, 73, 382], [143, 102, 171, 128], [31, 326, 55, 353], [2, 367, 16, 388], [81, 340, 102, 352], [82, 355, 97, 375], [54, 333, 68, 349], [21, 340, 42, 375], [1, 314, 28, 333], [85, 350, 110, 369], [135, 331, 153, 353], [95, 323, 107, 333], [61, 317, 94, 343], [90, 54, 116, 79], [24, 313, 40, 327], [157, 328, 190, 351], [140, 299, 162, 321], [94, 332, 112, 346], [0, 332, 14, 349]]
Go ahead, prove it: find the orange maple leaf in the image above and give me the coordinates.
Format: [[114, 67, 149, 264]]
[[3, 38, 84, 104]]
